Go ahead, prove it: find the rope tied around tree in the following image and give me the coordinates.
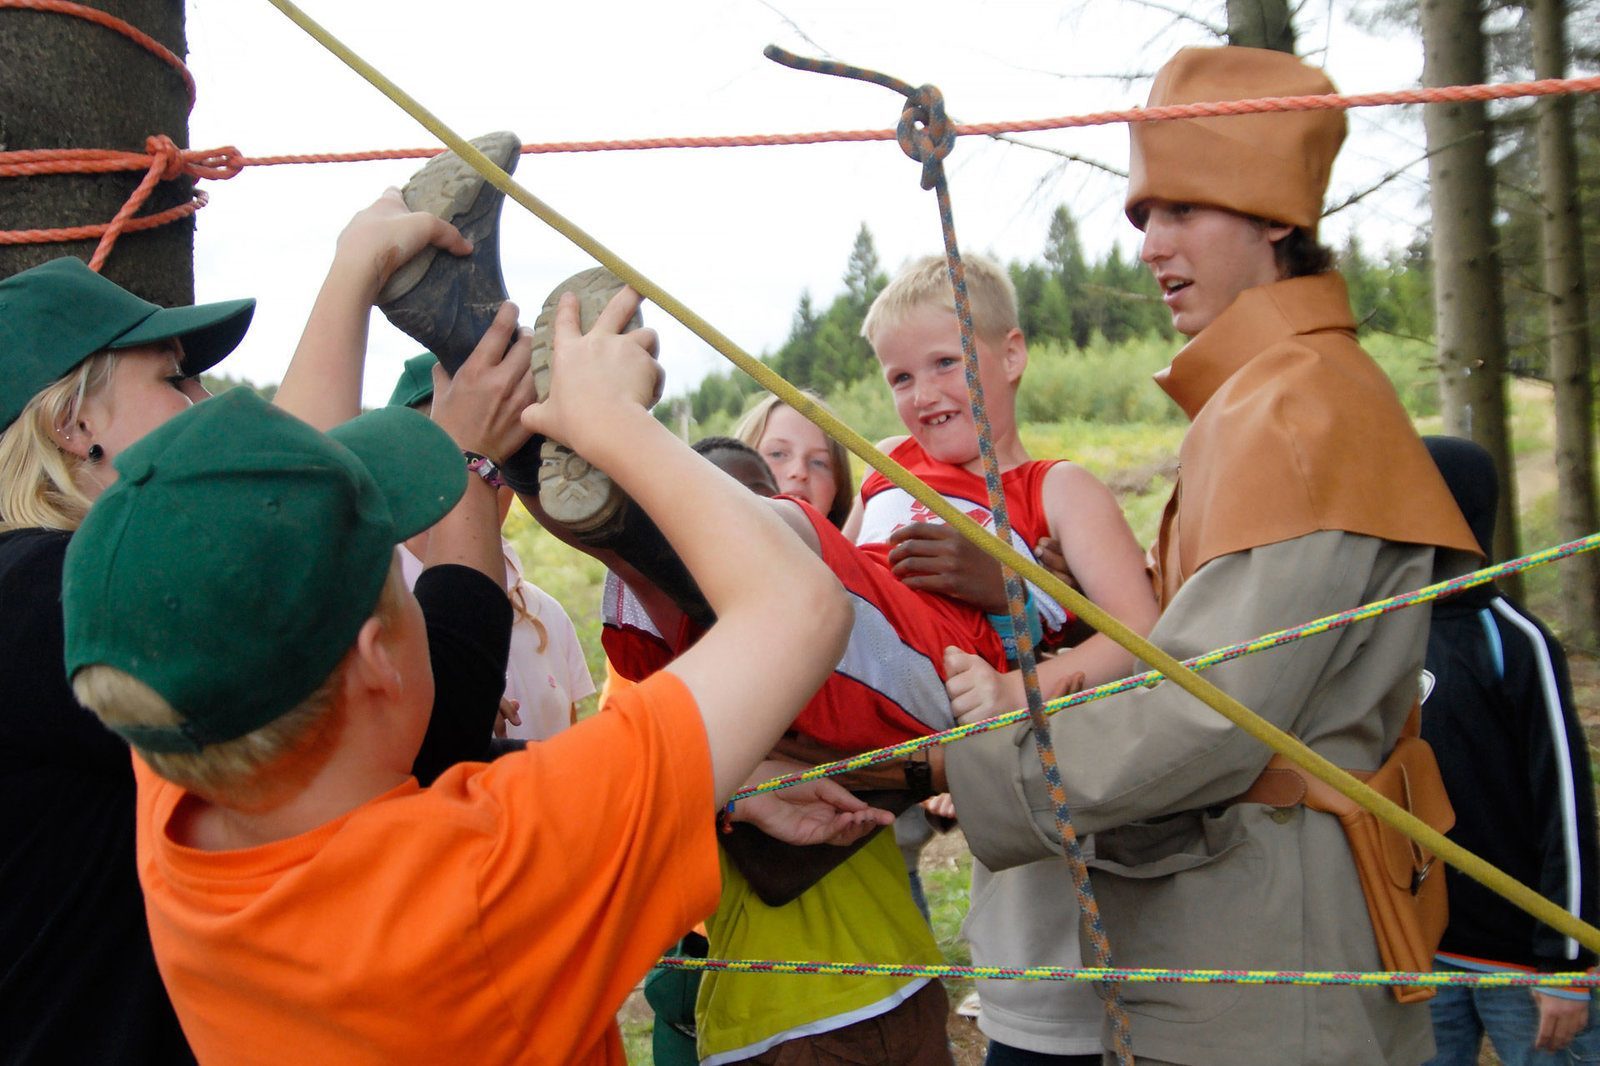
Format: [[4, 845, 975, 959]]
[[767, 43, 1136, 1066], [0, 0, 237, 270]]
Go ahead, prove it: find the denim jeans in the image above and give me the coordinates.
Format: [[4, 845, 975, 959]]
[[1426, 962, 1600, 1065]]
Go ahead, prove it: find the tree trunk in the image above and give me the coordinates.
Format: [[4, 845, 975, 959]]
[[0, 0, 193, 304], [1419, 0, 1523, 583], [1530, 0, 1599, 645], [1225, 0, 1297, 52]]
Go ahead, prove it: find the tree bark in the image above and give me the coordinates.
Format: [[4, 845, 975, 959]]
[[1225, 0, 1297, 52], [1530, 0, 1598, 644], [1419, 0, 1523, 580], [0, 0, 193, 304]]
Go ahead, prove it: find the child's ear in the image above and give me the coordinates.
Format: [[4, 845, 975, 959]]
[[349, 616, 403, 700], [1001, 328, 1028, 384]]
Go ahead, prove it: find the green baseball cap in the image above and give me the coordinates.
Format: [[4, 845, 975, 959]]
[[62, 388, 466, 754], [387, 352, 439, 409], [0, 256, 256, 430]]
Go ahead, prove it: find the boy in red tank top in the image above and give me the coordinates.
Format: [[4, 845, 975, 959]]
[[851, 254, 1157, 718]]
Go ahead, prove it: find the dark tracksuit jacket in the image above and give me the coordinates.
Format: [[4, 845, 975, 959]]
[[1422, 584, 1600, 977]]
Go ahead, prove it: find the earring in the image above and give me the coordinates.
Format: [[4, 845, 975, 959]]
[[87, 445, 104, 463]]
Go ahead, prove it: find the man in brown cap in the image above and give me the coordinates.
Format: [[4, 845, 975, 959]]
[[934, 46, 1483, 1064]]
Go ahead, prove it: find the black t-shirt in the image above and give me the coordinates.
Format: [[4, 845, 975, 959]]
[[0, 527, 512, 1063]]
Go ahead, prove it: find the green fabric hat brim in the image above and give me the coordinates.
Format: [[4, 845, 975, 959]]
[[0, 257, 255, 429], [329, 404, 467, 543], [386, 352, 440, 409], [111, 297, 257, 378]]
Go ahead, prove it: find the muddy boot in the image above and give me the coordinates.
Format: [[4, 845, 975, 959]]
[[378, 131, 520, 373], [524, 269, 714, 629]]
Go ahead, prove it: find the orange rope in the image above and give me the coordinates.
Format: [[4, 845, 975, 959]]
[[0, 0, 195, 105], [229, 72, 1600, 161], [0, 0, 210, 268]]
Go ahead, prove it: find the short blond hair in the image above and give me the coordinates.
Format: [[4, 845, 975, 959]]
[[0, 353, 117, 533], [861, 254, 1020, 350], [73, 565, 409, 809], [734, 391, 854, 529]]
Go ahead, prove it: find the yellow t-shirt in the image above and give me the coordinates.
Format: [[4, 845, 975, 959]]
[[696, 830, 942, 1063]]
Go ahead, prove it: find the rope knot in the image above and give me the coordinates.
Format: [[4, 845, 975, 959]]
[[896, 84, 954, 190], [145, 134, 185, 181]]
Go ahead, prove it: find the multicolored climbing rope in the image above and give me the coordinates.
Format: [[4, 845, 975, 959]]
[[657, 957, 1600, 990]]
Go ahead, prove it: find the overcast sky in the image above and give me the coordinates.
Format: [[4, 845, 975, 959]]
[[182, 0, 1431, 405]]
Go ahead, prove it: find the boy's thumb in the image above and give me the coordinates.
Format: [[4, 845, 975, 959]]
[[943, 645, 975, 672]]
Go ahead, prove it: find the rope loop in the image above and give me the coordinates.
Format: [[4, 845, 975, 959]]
[[896, 84, 955, 190]]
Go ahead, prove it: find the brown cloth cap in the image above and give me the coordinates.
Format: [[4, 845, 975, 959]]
[[1126, 46, 1347, 232]]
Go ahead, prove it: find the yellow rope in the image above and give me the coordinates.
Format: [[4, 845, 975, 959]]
[[264, 0, 1600, 956]]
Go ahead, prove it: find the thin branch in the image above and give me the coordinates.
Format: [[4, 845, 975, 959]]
[[1321, 134, 1478, 217], [979, 128, 1128, 178], [1120, 0, 1227, 36], [754, 0, 833, 56]]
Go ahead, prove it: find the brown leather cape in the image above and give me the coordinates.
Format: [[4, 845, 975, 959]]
[[1149, 273, 1481, 607]]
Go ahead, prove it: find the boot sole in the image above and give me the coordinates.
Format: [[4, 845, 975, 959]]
[[527, 267, 642, 534]]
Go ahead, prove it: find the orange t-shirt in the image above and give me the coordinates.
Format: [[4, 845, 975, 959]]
[[133, 671, 718, 1065]]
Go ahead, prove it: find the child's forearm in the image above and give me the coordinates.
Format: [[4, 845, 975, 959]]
[[274, 260, 375, 431], [1038, 635, 1136, 697], [421, 477, 504, 583], [582, 408, 829, 626], [579, 408, 850, 799]]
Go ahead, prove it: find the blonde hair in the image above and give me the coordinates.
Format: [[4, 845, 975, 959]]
[[734, 391, 854, 529], [72, 566, 409, 809], [0, 353, 118, 533], [861, 254, 1020, 350], [504, 547, 549, 653]]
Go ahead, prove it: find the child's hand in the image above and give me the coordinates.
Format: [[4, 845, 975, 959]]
[[492, 697, 522, 739], [428, 301, 536, 462], [334, 188, 473, 302], [1034, 536, 1081, 594], [944, 646, 1024, 725], [519, 287, 660, 450], [732, 764, 895, 847], [887, 522, 1007, 613]]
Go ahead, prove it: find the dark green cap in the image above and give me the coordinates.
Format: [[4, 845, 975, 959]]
[[62, 389, 465, 754], [0, 257, 255, 430], [387, 352, 439, 409]]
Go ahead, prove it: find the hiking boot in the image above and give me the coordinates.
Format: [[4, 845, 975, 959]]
[[378, 131, 520, 373], [522, 268, 713, 628], [500, 266, 643, 496]]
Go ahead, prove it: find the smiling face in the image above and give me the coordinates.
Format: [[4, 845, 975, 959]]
[[872, 303, 1024, 469], [755, 404, 837, 513], [1137, 201, 1290, 337]]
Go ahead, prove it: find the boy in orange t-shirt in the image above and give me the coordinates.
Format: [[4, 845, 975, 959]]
[[62, 289, 884, 1065]]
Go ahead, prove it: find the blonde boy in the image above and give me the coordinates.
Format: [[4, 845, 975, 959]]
[[854, 253, 1157, 704], [63, 291, 870, 1064]]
